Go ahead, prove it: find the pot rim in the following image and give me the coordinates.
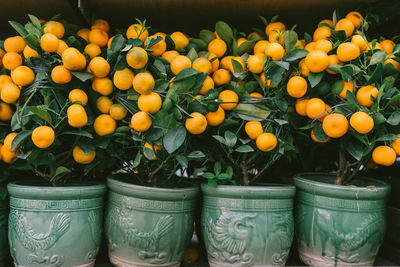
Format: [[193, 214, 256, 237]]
[[7, 180, 106, 200], [201, 183, 296, 199], [294, 172, 390, 200], [107, 176, 199, 201]]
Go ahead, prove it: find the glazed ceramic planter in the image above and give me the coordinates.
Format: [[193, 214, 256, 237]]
[[0, 197, 7, 267], [294, 173, 390, 266], [105, 175, 199, 267], [201, 184, 296, 267], [7, 181, 106, 267]]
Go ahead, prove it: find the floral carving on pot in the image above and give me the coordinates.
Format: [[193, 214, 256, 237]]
[[271, 213, 294, 265], [9, 210, 71, 266], [204, 210, 256, 266]]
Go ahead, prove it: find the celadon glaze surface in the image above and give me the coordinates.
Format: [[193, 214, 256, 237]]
[[105, 176, 199, 267], [201, 184, 296, 267], [7, 181, 106, 267], [0, 197, 7, 266], [294, 173, 390, 267]]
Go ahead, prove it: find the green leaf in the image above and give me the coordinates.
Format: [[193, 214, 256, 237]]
[[9, 21, 28, 36], [132, 151, 142, 168], [203, 172, 215, 179], [235, 145, 254, 152], [284, 49, 308, 62], [53, 166, 72, 178], [215, 21, 233, 45], [214, 162, 221, 175], [345, 142, 363, 161], [26, 106, 52, 124], [176, 155, 188, 168], [238, 40, 255, 55], [213, 135, 227, 146], [233, 103, 270, 121], [387, 111, 400, 126], [111, 34, 125, 52], [174, 68, 199, 82], [373, 112, 386, 125], [340, 65, 353, 82], [370, 50, 387, 65], [28, 14, 41, 29], [188, 150, 205, 159], [376, 134, 400, 142], [273, 61, 290, 70], [23, 34, 40, 50], [308, 71, 324, 88], [313, 124, 329, 142], [11, 130, 32, 151], [199, 29, 216, 44], [163, 126, 187, 154], [327, 64, 342, 73], [224, 131, 237, 148], [231, 59, 243, 73], [186, 48, 198, 62], [217, 173, 232, 180], [346, 90, 360, 108], [62, 130, 93, 139], [368, 63, 383, 85], [284, 30, 298, 52], [71, 71, 94, 82], [259, 16, 268, 26], [190, 38, 207, 51]]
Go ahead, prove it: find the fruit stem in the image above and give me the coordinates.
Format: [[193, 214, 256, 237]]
[[241, 153, 249, 186]]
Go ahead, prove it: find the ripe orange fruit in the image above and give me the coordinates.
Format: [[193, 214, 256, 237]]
[[77, 28, 90, 42], [381, 39, 395, 54], [299, 59, 310, 77], [73, 146, 96, 164], [356, 85, 378, 107], [1, 83, 20, 104], [4, 132, 18, 152], [228, 57, 246, 73], [220, 56, 234, 70], [351, 35, 368, 52], [247, 54, 265, 74], [56, 40, 68, 56], [346, 11, 363, 28], [287, 76, 307, 98], [339, 80, 354, 99], [88, 29, 109, 47], [94, 114, 116, 136], [23, 45, 38, 58], [305, 50, 329, 73], [113, 68, 134, 90], [91, 19, 110, 33], [109, 104, 128, 120], [126, 47, 148, 69], [138, 92, 162, 114], [171, 32, 189, 50], [326, 55, 342, 74], [207, 52, 220, 73], [265, 22, 286, 36], [144, 142, 162, 160], [62, 48, 87, 71], [391, 134, 400, 156], [171, 55, 192, 75], [208, 39, 227, 57], [67, 104, 88, 128], [148, 34, 167, 56], [4, 36, 26, 53], [51, 65, 72, 84], [367, 42, 383, 53], [183, 247, 200, 264], [372, 146, 396, 166], [256, 133, 277, 152], [162, 50, 179, 63], [40, 33, 59, 53], [322, 113, 349, 138], [69, 89, 88, 104], [237, 38, 247, 47], [268, 29, 285, 45], [31, 126, 55, 149], [385, 56, 400, 71], [44, 21, 65, 38], [254, 40, 269, 54], [311, 129, 330, 143], [335, 19, 355, 37], [313, 26, 332, 41], [84, 43, 101, 58], [133, 72, 155, 94], [185, 112, 207, 134], [248, 32, 263, 40], [2, 52, 22, 70], [96, 96, 113, 113], [265, 43, 285, 61], [218, 90, 238, 110], [126, 23, 148, 41], [295, 99, 309, 116], [89, 57, 110, 78], [212, 69, 231, 86], [249, 92, 263, 100], [11, 66, 35, 86], [306, 98, 325, 119], [318, 19, 334, 27], [92, 77, 113, 96], [199, 76, 214, 95], [1, 145, 18, 163], [192, 57, 212, 73], [205, 105, 225, 126], [131, 111, 152, 132], [350, 111, 374, 134], [0, 102, 14, 121], [315, 39, 333, 53], [245, 121, 263, 140], [337, 42, 360, 62]]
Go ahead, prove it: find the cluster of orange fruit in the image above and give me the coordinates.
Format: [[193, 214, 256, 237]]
[[0, 10, 398, 169]]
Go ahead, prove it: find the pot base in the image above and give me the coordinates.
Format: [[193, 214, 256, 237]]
[[299, 250, 374, 267], [14, 260, 95, 267], [209, 261, 282, 267], [109, 254, 180, 267]]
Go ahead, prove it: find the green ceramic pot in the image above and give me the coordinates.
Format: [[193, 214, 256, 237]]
[[294, 173, 390, 266], [0, 197, 7, 267], [201, 184, 296, 267], [7, 181, 106, 267], [105, 175, 199, 267]]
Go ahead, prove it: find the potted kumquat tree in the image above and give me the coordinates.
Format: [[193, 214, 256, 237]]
[[285, 9, 399, 266]]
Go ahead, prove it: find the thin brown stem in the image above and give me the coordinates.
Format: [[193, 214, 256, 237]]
[[148, 155, 171, 186], [241, 154, 249, 186], [335, 149, 346, 185]]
